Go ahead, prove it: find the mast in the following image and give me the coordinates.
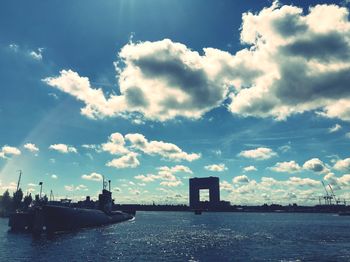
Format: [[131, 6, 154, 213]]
[[50, 190, 54, 201], [39, 182, 43, 198], [16, 170, 22, 192]]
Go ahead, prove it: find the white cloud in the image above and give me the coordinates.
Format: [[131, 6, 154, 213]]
[[160, 180, 182, 187], [29, 48, 44, 61], [38, 3, 350, 123], [233, 175, 250, 184], [43, 36, 235, 121], [324, 172, 350, 189], [303, 158, 328, 173], [220, 181, 234, 192], [278, 145, 291, 153], [270, 160, 301, 173], [9, 43, 19, 52], [51, 174, 58, 179], [75, 184, 88, 191], [81, 172, 103, 181], [204, 163, 227, 172], [106, 152, 140, 169], [287, 177, 320, 187], [243, 165, 257, 172], [134, 165, 189, 186], [228, 3, 350, 122], [65, 184, 88, 191], [157, 165, 192, 181], [101, 132, 129, 155], [125, 133, 200, 162], [64, 185, 74, 191], [239, 147, 277, 160], [24, 143, 39, 153], [0, 145, 21, 159], [49, 144, 77, 154], [328, 124, 342, 133], [334, 157, 350, 171], [113, 187, 121, 192], [135, 174, 159, 182], [129, 188, 141, 195]]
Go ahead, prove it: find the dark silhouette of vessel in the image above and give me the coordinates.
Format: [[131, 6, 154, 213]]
[[41, 188, 133, 233], [9, 178, 134, 234]]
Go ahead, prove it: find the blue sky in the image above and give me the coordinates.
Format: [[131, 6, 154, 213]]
[[1, 0, 350, 205]]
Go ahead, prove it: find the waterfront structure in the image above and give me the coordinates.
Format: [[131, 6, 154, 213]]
[[189, 177, 220, 210]]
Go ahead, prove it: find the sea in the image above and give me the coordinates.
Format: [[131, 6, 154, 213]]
[[1, 211, 350, 261]]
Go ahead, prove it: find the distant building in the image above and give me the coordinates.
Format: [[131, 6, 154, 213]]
[[189, 177, 220, 210]]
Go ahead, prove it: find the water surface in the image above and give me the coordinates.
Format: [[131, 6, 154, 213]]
[[1, 212, 349, 261]]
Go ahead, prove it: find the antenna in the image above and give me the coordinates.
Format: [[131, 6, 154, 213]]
[[108, 180, 111, 191], [39, 182, 43, 198], [50, 190, 54, 202], [16, 170, 22, 192]]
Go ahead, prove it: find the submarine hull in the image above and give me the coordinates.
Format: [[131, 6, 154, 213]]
[[42, 205, 133, 233]]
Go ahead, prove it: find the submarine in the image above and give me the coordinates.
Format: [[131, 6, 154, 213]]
[[9, 178, 134, 234]]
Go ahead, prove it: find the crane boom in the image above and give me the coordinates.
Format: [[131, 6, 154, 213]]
[[328, 184, 340, 205], [321, 181, 329, 195], [321, 181, 332, 205]]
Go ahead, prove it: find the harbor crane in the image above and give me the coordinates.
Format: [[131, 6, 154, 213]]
[[321, 181, 333, 205], [328, 184, 341, 205]]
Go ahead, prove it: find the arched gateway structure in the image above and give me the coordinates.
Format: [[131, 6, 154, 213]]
[[189, 177, 220, 210]]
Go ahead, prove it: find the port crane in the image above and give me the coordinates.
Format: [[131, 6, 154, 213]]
[[328, 184, 341, 205], [321, 181, 333, 205]]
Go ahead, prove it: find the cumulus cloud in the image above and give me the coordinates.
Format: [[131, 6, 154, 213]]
[[220, 181, 234, 192], [125, 133, 200, 162], [160, 180, 182, 187], [134, 165, 190, 186], [243, 165, 257, 172], [49, 144, 77, 154], [233, 175, 250, 184], [239, 147, 277, 160], [51, 174, 58, 179], [228, 3, 350, 122], [328, 124, 342, 133], [303, 158, 328, 173], [287, 177, 320, 187], [43, 37, 235, 121], [24, 143, 39, 153], [0, 145, 21, 159], [106, 152, 140, 169], [64, 184, 88, 192], [29, 48, 44, 61], [333, 157, 350, 171], [270, 160, 301, 173], [324, 172, 350, 188], [43, 3, 350, 123], [204, 163, 227, 172], [81, 172, 103, 181], [101, 132, 129, 155]]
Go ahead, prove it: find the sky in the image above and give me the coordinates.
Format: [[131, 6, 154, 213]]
[[1, 0, 350, 205]]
